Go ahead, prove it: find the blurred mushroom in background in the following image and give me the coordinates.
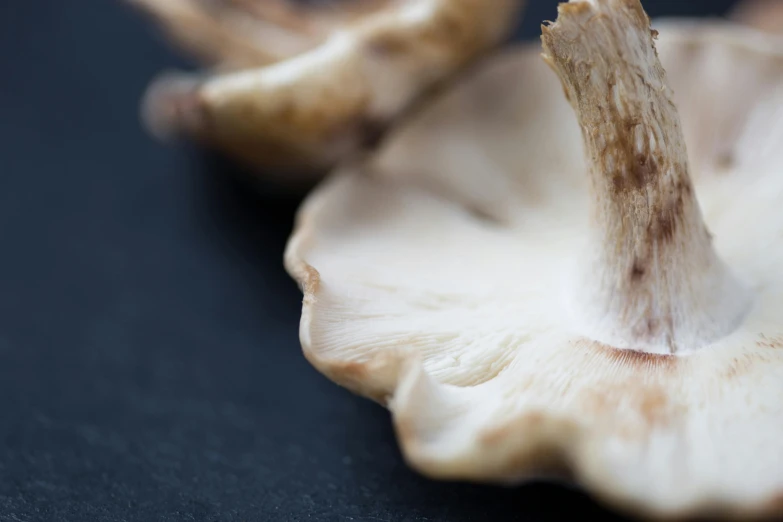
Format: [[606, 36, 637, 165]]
[[731, 0, 783, 33], [129, 0, 525, 187]]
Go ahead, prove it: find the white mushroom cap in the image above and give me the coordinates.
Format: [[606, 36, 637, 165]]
[[285, 0, 783, 519], [131, 0, 524, 177]]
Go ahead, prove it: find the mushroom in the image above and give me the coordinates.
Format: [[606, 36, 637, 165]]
[[731, 0, 783, 34], [285, 0, 783, 519], [129, 0, 524, 183]]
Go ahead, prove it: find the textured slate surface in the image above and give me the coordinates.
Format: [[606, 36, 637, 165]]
[[0, 0, 737, 520]]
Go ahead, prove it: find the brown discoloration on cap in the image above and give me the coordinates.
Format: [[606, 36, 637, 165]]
[[299, 264, 321, 297], [756, 333, 783, 349], [637, 386, 669, 419], [334, 359, 370, 382], [569, 339, 680, 433], [473, 413, 574, 480], [584, 385, 674, 440], [722, 354, 757, 381], [309, 355, 395, 407], [718, 349, 782, 383], [330, 360, 391, 405], [570, 340, 682, 439]]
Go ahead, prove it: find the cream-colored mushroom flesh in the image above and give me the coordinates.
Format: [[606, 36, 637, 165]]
[[134, 0, 524, 175], [285, 0, 783, 519]]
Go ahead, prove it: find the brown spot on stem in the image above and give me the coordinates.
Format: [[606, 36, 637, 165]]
[[647, 184, 687, 243], [653, 207, 677, 242], [610, 150, 660, 195], [630, 258, 646, 281], [632, 152, 655, 186], [636, 317, 660, 339]]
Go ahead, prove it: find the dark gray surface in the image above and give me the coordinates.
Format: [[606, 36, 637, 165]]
[[0, 1, 737, 520]]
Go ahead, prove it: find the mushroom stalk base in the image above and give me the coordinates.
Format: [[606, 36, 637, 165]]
[[542, 0, 751, 355]]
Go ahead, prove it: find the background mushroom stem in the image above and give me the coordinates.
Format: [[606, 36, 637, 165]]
[[541, 0, 751, 355]]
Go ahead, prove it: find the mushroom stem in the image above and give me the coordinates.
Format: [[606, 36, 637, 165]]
[[542, 0, 751, 355]]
